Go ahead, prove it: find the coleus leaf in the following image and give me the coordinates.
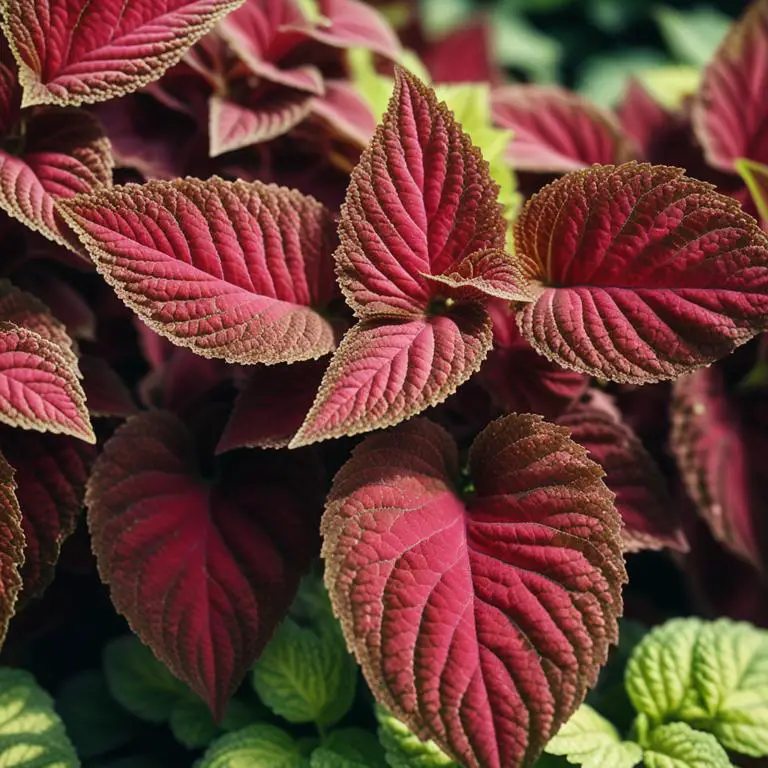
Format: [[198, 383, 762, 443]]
[[0, 452, 23, 649], [736, 158, 768, 227], [491, 85, 635, 173], [310, 80, 377, 149], [514, 162, 768, 384], [322, 415, 625, 768], [1, 0, 247, 107], [376, 707, 458, 768], [57, 177, 339, 365], [616, 79, 673, 161], [310, 728, 387, 768], [0, 322, 93, 442], [558, 394, 687, 554], [692, 0, 768, 172], [199, 724, 310, 768], [86, 411, 322, 717], [80, 355, 138, 418], [640, 722, 731, 768], [0, 108, 113, 249]]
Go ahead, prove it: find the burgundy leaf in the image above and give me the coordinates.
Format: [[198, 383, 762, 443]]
[[291, 307, 492, 447], [310, 80, 377, 149], [616, 79, 673, 161], [693, 0, 768, 172], [0, 37, 22, 134], [0, 429, 93, 605], [58, 177, 339, 365], [86, 410, 322, 717], [322, 416, 625, 768], [79, 355, 137, 418], [736, 158, 768, 229], [491, 85, 635, 173], [217, 358, 327, 452], [558, 394, 687, 553], [514, 162, 768, 383], [1, 0, 246, 107], [0, 451, 23, 648], [335, 67, 505, 318], [422, 21, 497, 86], [0, 322, 93, 442]]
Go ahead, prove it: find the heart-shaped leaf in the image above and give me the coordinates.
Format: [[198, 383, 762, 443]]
[[513, 162, 768, 383], [58, 177, 339, 365], [86, 411, 322, 717], [322, 415, 625, 768], [0, 453, 23, 649]]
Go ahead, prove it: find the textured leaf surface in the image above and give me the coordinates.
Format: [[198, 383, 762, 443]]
[[59, 177, 338, 365], [310, 729, 386, 768], [88, 412, 322, 717], [335, 67, 505, 317], [0, 322, 93, 442], [291, 310, 492, 447], [2, 0, 246, 107], [558, 397, 686, 553], [199, 724, 309, 768], [641, 722, 731, 768], [0, 454, 22, 650], [0, 668, 79, 767], [544, 704, 642, 768], [322, 416, 625, 768], [514, 162, 768, 384], [376, 708, 458, 768], [491, 85, 634, 173], [693, 0, 768, 172]]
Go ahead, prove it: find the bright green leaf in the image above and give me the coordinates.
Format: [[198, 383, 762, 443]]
[[641, 722, 732, 768], [736, 158, 768, 224], [492, 10, 562, 83], [544, 704, 642, 768], [375, 706, 458, 767], [577, 49, 667, 106], [311, 728, 387, 768], [635, 66, 701, 110], [653, 6, 731, 67], [0, 668, 80, 767], [199, 724, 309, 768]]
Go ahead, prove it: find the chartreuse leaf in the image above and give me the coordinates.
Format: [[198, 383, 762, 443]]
[[639, 721, 731, 768], [544, 704, 642, 767], [310, 728, 387, 768], [635, 67, 700, 111], [376, 707, 458, 767], [0, 667, 79, 767], [736, 158, 768, 224], [653, 7, 731, 67], [199, 724, 310, 768], [626, 617, 768, 757]]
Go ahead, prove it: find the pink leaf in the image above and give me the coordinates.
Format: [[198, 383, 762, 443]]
[[290, 307, 492, 447], [514, 162, 768, 383], [558, 394, 687, 553], [322, 415, 625, 768], [80, 355, 137, 418], [0, 38, 22, 134], [336, 67, 505, 318], [310, 80, 377, 149], [0, 452, 23, 649], [693, 0, 768, 172], [0, 322, 93, 442], [616, 79, 673, 160], [87, 410, 322, 717], [1, 0, 246, 107], [217, 358, 327, 452], [491, 85, 635, 173], [0, 429, 93, 605], [58, 177, 339, 365]]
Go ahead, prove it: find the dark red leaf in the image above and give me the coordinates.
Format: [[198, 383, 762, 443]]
[[0, 451, 23, 648], [79, 355, 137, 418]]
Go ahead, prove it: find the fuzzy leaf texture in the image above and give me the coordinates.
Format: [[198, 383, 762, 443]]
[[513, 162, 768, 383], [322, 415, 626, 768], [0, 453, 23, 650], [87, 412, 322, 718], [0, 668, 80, 766], [1, 0, 246, 107], [58, 177, 339, 365], [199, 724, 309, 768], [625, 617, 768, 757]]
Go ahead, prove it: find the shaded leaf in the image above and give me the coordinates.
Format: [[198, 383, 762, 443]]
[[376, 707, 458, 768], [311, 728, 386, 768], [169, 698, 219, 749], [0, 454, 23, 650], [736, 158, 768, 228], [80, 355, 137, 418]]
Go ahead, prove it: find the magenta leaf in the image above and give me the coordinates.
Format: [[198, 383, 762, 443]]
[[514, 162, 768, 383], [322, 416, 625, 768], [491, 85, 635, 173], [79, 355, 137, 418], [310, 80, 377, 149], [693, 0, 768, 172], [617, 79, 673, 160], [558, 394, 687, 553], [290, 308, 492, 448], [0, 429, 93, 605], [1, 0, 246, 107], [58, 177, 339, 365], [0, 452, 23, 649], [86, 410, 322, 717]]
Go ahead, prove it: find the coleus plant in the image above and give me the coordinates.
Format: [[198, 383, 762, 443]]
[[0, 0, 765, 767]]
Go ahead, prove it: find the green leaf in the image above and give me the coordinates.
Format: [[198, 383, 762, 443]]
[[220, 698, 269, 733], [199, 724, 310, 768], [0, 667, 80, 767], [634, 66, 701, 110], [653, 6, 731, 67], [641, 722, 732, 768], [544, 704, 642, 768], [169, 698, 219, 750], [103, 635, 190, 723], [418, 0, 472, 37], [577, 49, 667, 106], [375, 707, 458, 768], [491, 10, 562, 83], [55, 670, 138, 759], [311, 728, 387, 768]]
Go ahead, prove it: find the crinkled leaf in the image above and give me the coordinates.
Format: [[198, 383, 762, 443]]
[[335, 67, 505, 318], [514, 162, 768, 384], [491, 85, 634, 173], [322, 416, 625, 768], [58, 177, 338, 365], [2, 0, 246, 107], [544, 704, 642, 768], [736, 158, 768, 227], [693, 0, 768, 172], [0, 322, 93, 442], [311, 729, 386, 768], [0, 668, 80, 767], [290, 309, 492, 447], [558, 397, 687, 553], [641, 722, 731, 768], [0, 454, 22, 651], [89, 413, 322, 718], [376, 708, 458, 768], [199, 724, 309, 768]]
